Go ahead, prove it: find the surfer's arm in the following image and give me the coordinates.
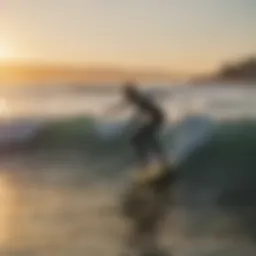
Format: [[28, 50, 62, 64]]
[[105, 100, 128, 115]]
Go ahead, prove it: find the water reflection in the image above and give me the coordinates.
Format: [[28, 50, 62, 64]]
[[0, 161, 255, 255], [0, 168, 123, 256], [0, 172, 14, 247]]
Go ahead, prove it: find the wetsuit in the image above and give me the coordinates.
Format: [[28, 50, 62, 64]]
[[127, 93, 165, 166]]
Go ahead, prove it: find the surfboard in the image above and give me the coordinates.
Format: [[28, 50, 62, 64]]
[[169, 115, 215, 166], [132, 115, 215, 186]]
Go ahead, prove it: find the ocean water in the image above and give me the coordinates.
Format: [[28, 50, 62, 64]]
[[0, 83, 256, 255]]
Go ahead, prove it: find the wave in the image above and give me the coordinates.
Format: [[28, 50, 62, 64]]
[[3, 116, 256, 189], [2, 115, 256, 186], [2, 115, 256, 159], [2, 115, 256, 240], [3, 115, 212, 157]]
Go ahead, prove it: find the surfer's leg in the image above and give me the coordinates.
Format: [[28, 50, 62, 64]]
[[147, 122, 169, 166], [151, 135, 169, 166], [131, 125, 151, 167]]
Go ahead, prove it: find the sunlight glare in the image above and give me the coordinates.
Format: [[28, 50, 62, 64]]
[[0, 98, 10, 117], [0, 174, 11, 246], [0, 42, 14, 60]]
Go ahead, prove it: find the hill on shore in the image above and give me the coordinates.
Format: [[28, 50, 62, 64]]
[[216, 57, 256, 82]]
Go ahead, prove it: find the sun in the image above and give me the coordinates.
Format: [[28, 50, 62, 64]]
[[0, 43, 14, 60]]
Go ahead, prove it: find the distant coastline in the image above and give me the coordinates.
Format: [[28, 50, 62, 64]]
[[193, 57, 256, 85]]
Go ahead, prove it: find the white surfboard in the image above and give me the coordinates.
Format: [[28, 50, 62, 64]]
[[168, 115, 216, 166], [131, 115, 215, 186]]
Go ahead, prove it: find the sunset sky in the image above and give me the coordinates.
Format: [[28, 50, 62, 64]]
[[0, 0, 255, 75]]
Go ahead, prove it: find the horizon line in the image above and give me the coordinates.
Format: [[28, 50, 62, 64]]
[[0, 59, 213, 77]]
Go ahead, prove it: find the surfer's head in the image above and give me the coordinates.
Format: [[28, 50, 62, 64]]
[[123, 81, 139, 100]]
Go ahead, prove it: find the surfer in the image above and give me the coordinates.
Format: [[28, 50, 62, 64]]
[[108, 81, 168, 169], [107, 82, 175, 256]]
